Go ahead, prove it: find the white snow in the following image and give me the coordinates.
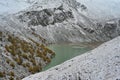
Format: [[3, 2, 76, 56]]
[[23, 36, 120, 80]]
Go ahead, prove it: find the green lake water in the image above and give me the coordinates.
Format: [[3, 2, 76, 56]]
[[43, 43, 100, 71]]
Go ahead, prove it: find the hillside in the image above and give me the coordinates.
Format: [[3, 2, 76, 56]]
[[23, 36, 120, 80], [0, 16, 55, 80]]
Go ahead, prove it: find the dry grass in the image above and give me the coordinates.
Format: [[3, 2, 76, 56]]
[[4, 34, 55, 76]]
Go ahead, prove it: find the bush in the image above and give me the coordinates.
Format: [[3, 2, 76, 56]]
[[6, 59, 10, 64], [23, 62, 30, 68], [9, 71, 14, 76], [22, 63, 26, 67], [28, 65, 41, 74], [0, 72, 5, 77], [10, 62, 15, 68], [46, 57, 51, 63], [5, 45, 11, 52], [0, 31, 2, 37], [16, 57, 23, 65], [29, 58, 36, 65], [22, 53, 28, 59], [9, 76, 14, 80]]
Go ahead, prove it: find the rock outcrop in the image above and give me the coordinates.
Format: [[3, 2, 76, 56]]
[[23, 36, 120, 80]]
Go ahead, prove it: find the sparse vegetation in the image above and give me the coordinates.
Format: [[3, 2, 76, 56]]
[[3, 34, 55, 79]]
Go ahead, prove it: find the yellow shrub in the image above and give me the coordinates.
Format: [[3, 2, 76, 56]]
[[9, 71, 14, 76], [0, 72, 5, 77], [46, 57, 51, 63], [9, 76, 14, 80], [16, 57, 22, 65], [0, 31, 2, 37], [6, 59, 10, 64], [28, 65, 41, 74], [22, 53, 28, 59], [30, 59, 36, 65], [10, 62, 15, 68]]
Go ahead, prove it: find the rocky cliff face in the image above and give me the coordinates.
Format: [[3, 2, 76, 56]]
[[23, 36, 120, 80]]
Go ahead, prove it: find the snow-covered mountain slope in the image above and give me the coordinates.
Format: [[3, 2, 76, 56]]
[[23, 36, 120, 80], [12, 0, 120, 43]]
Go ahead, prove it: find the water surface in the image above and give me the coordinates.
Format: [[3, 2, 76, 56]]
[[43, 43, 101, 71]]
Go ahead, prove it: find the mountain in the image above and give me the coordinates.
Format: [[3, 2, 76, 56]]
[[0, 0, 120, 43], [12, 0, 120, 43], [0, 0, 120, 80], [23, 36, 120, 80]]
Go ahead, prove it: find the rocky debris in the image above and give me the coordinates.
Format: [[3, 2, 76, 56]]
[[23, 36, 120, 80]]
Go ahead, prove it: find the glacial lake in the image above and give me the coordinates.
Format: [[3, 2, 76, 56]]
[[43, 42, 102, 71]]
